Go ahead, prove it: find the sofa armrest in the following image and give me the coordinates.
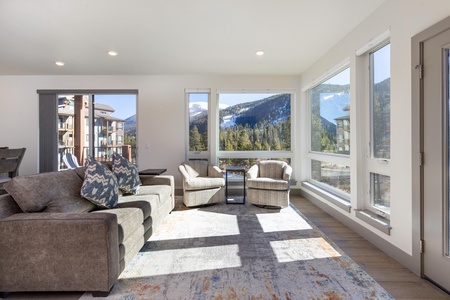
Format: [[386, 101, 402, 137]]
[[140, 174, 174, 187], [0, 212, 119, 294], [140, 175, 175, 206]]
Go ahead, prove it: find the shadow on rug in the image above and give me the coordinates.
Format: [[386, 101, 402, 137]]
[[81, 197, 394, 299]]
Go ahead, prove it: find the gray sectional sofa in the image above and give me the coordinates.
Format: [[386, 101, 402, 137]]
[[0, 166, 175, 297]]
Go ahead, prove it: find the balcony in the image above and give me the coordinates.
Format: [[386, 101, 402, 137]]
[[58, 145, 136, 170]]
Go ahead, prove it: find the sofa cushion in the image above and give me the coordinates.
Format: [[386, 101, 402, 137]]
[[112, 152, 140, 195], [81, 158, 119, 209], [93, 207, 143, 244], [119, 188, 170, 228], [138, 185, 172, 201], [184, 177, 225, 191], [118, 200, 151, 221], [4, 170, 96, 213]]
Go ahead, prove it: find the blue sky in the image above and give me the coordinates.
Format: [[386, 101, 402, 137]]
[[373, 43, 390, 83], [325, 43, 390, 85], [94, 94, 136, 120]]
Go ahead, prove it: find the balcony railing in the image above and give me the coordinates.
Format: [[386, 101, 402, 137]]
[[58, 145, 137, 170]]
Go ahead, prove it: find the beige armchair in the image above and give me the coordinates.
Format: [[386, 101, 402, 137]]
[[246, 160, 292, 208], [178, 160, 225, 207]]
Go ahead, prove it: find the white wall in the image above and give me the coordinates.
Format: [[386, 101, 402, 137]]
[[0, 75, 299, 188], [299, 0, 450, 261]]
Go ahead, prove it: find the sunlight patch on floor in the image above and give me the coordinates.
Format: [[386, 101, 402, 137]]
[[270, 237, 341, 262], [153, 210, 240, 240], [120, 245, 242, 278], [256, 208, 313, 232]]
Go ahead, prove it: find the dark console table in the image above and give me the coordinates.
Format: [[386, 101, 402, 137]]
[[225, 166, 246, 204]]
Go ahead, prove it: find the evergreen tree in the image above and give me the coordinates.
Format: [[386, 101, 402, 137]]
[[262, 129, 270, 150], [271, 129, 282, 151], [225, 128, 235, 151], [189, 125, 203, 151], [237, 129, 253, 150], [281, 118, 291, 150]]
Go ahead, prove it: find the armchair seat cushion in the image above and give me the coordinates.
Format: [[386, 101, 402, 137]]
[[247, 178, 289, 190], [185, 177, 225, 191]]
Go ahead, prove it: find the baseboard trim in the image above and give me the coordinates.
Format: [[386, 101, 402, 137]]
[[299, 188, 419, 276]]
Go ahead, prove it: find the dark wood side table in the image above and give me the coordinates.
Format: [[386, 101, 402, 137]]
[[139, 168, 167, 176], [225, 166, 246, 204]]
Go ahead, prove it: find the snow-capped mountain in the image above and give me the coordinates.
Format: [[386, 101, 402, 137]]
[[189, 94, 291, 132], [218, 94, 290, 128], [189, 102, 229, 119], [319, 92, 350, 124]]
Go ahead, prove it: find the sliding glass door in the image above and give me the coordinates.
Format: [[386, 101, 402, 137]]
[[38, 90, 137, 172]]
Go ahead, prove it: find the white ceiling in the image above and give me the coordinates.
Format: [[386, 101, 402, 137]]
[[0, 0, 386, 75]]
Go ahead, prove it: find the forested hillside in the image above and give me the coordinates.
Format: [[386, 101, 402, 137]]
[[189, 94, 291, 151]]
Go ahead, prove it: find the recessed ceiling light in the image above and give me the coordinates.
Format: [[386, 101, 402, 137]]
[[256, 50, 264, 56], [108, 51, 118, 56], [55, 61, 65, 66]]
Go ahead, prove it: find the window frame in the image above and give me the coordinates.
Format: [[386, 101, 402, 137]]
[[356, 30, 392, 222], [367, 42, 391, 218], [184, 89, 296, 181]]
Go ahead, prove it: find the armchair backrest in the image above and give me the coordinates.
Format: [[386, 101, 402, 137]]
[[259, 160, 287, 179], [182, 160, 208, 178]]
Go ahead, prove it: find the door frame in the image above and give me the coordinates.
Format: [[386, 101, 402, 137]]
[[412, 16, 450, 280]]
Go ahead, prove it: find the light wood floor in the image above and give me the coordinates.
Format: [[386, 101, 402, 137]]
[[290, 195, 450, 300], [6, 195, 450, 299]]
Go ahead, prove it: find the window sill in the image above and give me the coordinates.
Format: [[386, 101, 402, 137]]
[[355, 209, 391, 235], [301, 181, 351, 213]]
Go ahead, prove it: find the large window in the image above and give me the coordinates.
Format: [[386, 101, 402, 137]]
[[57, 94, 137, 169], [185, 90, 294, 174], [308, 67, 351, 200], [311, 68, 350, 155], [368, 43, 391, 216], [371, 43, 391, 159], [38, 90, 137, 173], [188, 92, 209, 152], [218, 92, 292, 170]]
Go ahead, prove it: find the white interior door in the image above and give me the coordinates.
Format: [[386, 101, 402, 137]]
[[423, 27, 450, 293]]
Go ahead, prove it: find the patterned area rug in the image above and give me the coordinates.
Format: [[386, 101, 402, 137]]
[[81, 198, 394, 299]]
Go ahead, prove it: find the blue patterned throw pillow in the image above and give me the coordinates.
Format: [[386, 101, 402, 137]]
[[112, 152, 140, 195], [81, 156, 119, 208]]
